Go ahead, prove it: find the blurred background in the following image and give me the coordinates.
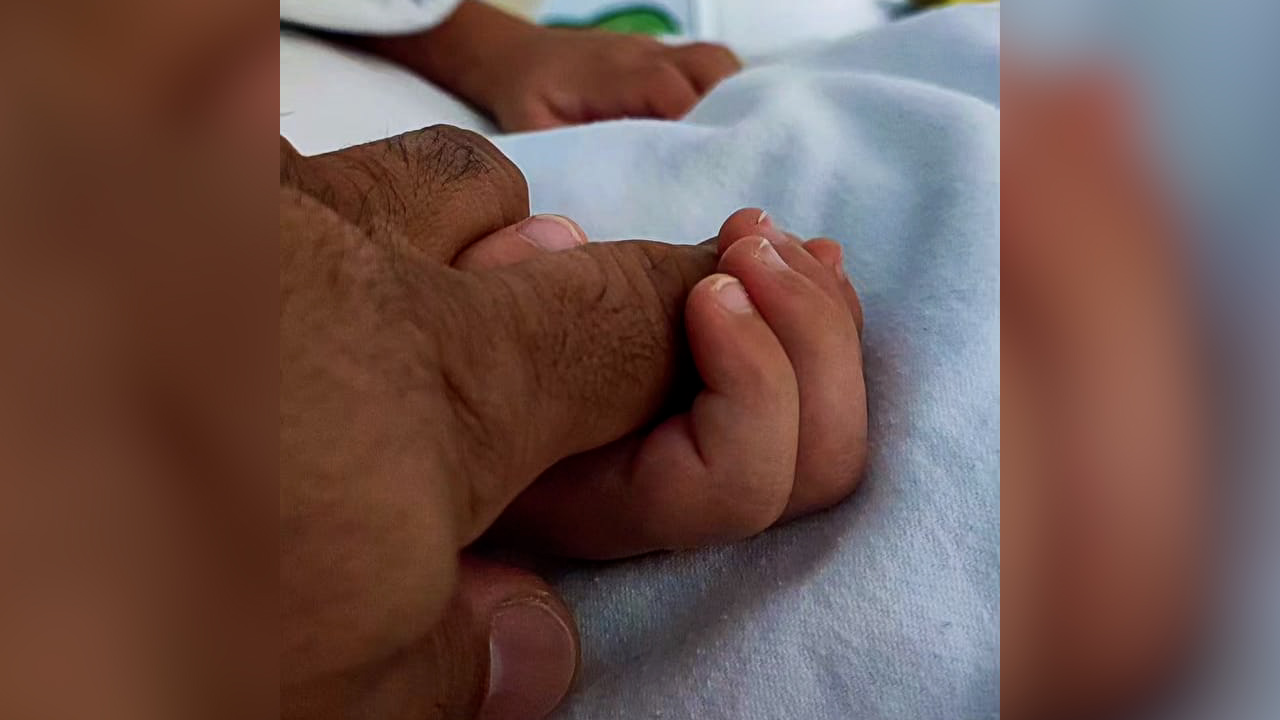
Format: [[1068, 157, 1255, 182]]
[[1007, 1, 1280, 718]]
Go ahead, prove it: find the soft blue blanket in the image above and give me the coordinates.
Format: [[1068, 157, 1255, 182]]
[[494, 7, 1000, 719]]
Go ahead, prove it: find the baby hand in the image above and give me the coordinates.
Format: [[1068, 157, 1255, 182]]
[[495, 209, 868, 558], [477, 28, 741, 131], [366, 2, 741, 132]]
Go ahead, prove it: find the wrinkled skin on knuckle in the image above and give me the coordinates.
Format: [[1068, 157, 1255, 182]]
[[519, 247, 664, 424], [556, 241, 713, 415], [470, 240, 717, 466], [621, 240, 718, 330], [391, 125, 526, 203], [282, 125, 529, 252]]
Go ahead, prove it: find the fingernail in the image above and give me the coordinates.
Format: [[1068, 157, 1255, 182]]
[[712, 276, 754, 314], [518, 215, 585, 251], [481, 600, 576, 720], [756, 209, 771, 228], [752, 236, 789, 271]]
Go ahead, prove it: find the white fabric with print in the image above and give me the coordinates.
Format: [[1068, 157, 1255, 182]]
[[281, 0, 462, 34]]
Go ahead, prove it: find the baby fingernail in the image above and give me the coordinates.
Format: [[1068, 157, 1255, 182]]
[[756, 209, 772, 227], [481, 599, 577, 720], [713, 276, 754, 314], [519, 214, 585, 251], [753, 236, 790, 271]]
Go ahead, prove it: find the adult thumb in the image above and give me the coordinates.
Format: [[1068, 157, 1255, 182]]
[[284, 557, 578, 720], [460, 559, 579, 720]]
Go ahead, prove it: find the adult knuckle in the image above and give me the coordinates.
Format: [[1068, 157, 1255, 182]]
[[617, 242, 685, 322], [550, 243, 700, 405], [602, 241, 706, 357], [292, 125, 525, 244], [400, 125, 527, 202], [344, 126, 529, 254]]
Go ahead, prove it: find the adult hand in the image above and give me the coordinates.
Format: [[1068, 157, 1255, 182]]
[[280, 126, 718, 720]]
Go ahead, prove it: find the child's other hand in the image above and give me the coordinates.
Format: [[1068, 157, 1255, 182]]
[[479, 28, 741, 131], [491, 209, 868, 558], [363, 1, 740, 132]]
